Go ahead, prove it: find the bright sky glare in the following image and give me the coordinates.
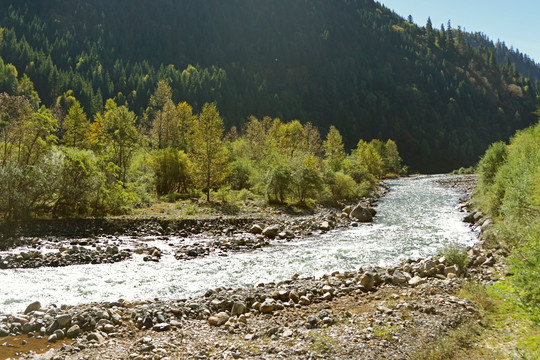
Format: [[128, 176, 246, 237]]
[[377, 0, 540, 64]]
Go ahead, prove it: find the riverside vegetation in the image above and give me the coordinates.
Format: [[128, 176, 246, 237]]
[[0, 81, 405, 221], [420, 119, 540, 359]]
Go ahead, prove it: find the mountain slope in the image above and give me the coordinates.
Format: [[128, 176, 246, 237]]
[[0, 0, 538, 172]]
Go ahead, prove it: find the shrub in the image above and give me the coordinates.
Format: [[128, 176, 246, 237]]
[[265, 165, 293, 203], [440, 241, 469, 274], [325, 171, 358, 203], [292, 166, 323, 204]]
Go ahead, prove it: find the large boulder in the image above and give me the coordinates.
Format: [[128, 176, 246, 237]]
[[350, 205, 373, 222], [24, 301, 41, 314], [262, 225, 280, 238]]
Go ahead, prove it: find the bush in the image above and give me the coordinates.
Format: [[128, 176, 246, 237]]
[[325, 171, 358, 203], [53, 147, 100, 216], [473, 120, 540, 316], [150, 147, 192, 196], [265, 165, 293, 203], [440, 241, 469, 274], [292, 166, 323, 204]]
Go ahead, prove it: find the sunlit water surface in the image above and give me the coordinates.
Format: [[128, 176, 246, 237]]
[[0, 175, 475, 314]]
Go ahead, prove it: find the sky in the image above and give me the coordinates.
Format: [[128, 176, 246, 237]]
[[377, 0, 540, 64]]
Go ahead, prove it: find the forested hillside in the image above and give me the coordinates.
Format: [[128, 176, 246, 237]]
[[0, 0, 538, 172]]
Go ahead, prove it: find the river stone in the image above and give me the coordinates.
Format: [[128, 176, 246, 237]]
[[48, 333, 58, 343], [249, 224, 263, 234], [392, 270, 408, 284], [87, 332, 105, 344], [66, 324, 81, 338], [46, 320, 59, 335], [322, 285, 334, 294], [359, 272, 375, 291], [322, 292, 332, 301], [24, 301, 41, 314], [408, 276, 426, 287], [54, 329, 65, 340], [262, 225, 280, 238], [231, 302, 247, 316], [153, 323, 171, 332], [56, 314, 72, 328], [0, 326, 9, 337], [350, 205, 373, 222], [260, 300, 276, 314], [282, 229, 295, 239], [320, 221, 331, 231], [103, 324, 115, 333], [289, 290, 300, 303], [444, 265, 458, 276], [21, 322, 33, 334], [208, 312, 229, 327], [299, 296, 311, 305]]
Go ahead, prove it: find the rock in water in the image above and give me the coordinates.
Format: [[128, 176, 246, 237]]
[[350, 205, 373, 222], [24, 301, 41, 314]]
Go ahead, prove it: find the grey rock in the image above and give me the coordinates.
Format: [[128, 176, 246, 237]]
[[22, 322, 33, 334], [289, 290, 300, 303], [360, 272, 375, 291], [299, 296, 311, 305], [392, 270, 408, 284], [350, 205, 373, 222], [319, 221, 331, 231], [0, 326, 9, 337], [231, 302, 247, 316], [87, 332, 105, 344], [262, 225, 280, 238], [66, 324, 81, 338], [24, 301, 41, 314], [306, 316, 319, 329], [153, 323, 171, 332], [249, 224, 263, 234], [408, 276, 426, 287], [48, 333, 58, 343], [56, 314, 72, 328], [259, 300, 275, 314], [46, 320, 59, 335], [54, 329, 65, 340]]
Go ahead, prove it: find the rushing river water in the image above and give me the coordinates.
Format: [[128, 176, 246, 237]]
[[0, 175, 476, 314]]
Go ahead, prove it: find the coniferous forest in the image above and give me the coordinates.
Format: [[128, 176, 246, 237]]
[[0, 0, 539, 218], [0, 0, 538, 171]]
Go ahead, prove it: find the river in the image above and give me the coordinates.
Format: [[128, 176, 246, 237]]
[[0, 175, 476, 314]]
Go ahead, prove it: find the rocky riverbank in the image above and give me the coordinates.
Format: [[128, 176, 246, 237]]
[[0, 176, 493, 359], [0, 184, 388, 269], [1, 236, 503, 360]]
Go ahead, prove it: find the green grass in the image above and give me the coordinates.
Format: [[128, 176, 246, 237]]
[[412, 280, 540, 360]]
